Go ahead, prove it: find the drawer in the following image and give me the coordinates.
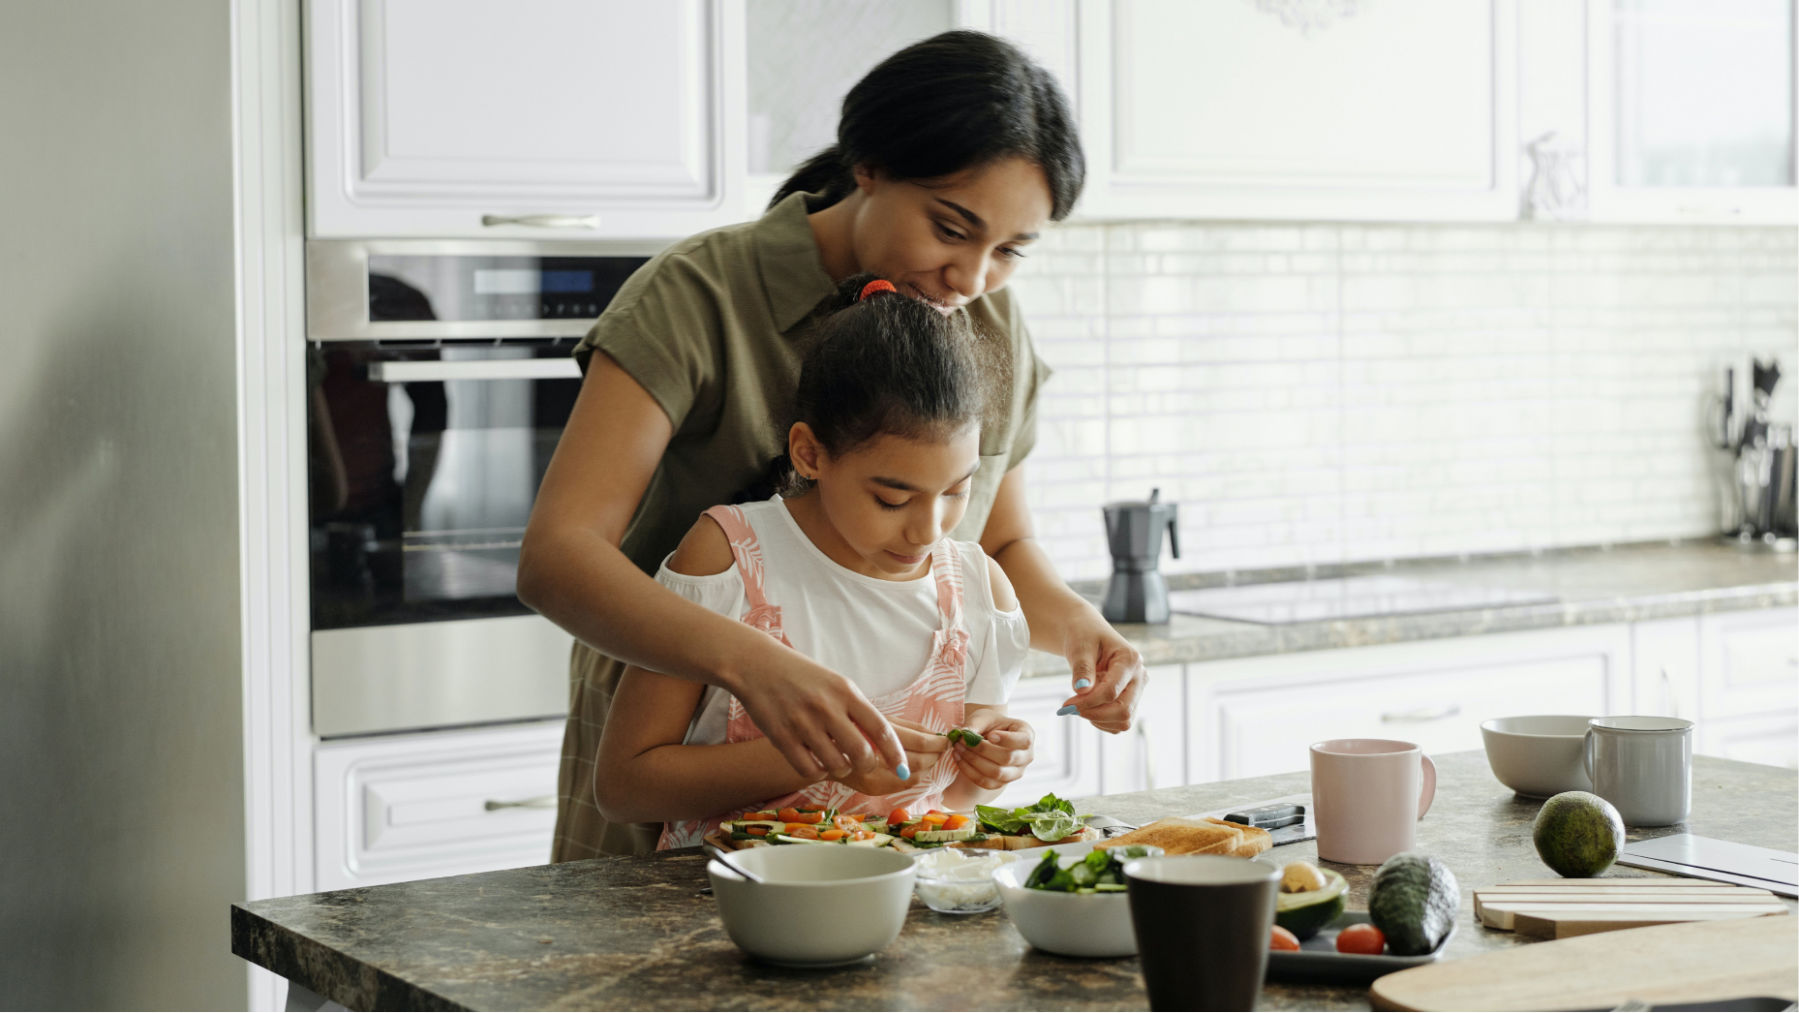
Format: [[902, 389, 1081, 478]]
[[1700, 607, 1799, 722], [1190, 625, 1631, 782], [315, 720, 563, 891], [1698, 712, 1799, 768]]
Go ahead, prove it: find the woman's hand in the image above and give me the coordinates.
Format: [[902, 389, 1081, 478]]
[[830, 720, 948, 797], [733, 656, 911, 782], [951, 711, 1035, 792], [1056, 616, 1146, 735]]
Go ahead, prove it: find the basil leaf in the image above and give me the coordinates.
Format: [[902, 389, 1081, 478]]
[[1027, 810, 1082, 841], [976, 804, 1027, 834]]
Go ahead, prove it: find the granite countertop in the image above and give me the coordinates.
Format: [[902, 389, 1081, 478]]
[[1034, 540, 1798, 674], [232, 752, 1797, 1012]]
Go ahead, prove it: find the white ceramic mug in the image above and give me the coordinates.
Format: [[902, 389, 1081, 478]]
[[1310, 738, 1437, 866], [1584, 716, 1693, 827]]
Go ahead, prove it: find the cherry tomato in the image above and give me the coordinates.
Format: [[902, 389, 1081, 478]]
[[745, 826, 769, 837], [834, 813, 866, 831], [921, 811, 950, 826], [900, 825, 922, 839], [888, 808, 911, 826], [818, 829, 847, 841], [1269, 926, 1301, 951], [784, 825, 820, 840], [777, 807, 824, 824], [943, 814, 971, 830], [1335, 924, 1386, 955]]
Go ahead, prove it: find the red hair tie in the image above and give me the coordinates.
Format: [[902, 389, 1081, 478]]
[[858, 279, 897, 301]]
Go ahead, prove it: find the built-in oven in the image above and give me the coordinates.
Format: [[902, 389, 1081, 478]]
[[305, 240, 657, 737]]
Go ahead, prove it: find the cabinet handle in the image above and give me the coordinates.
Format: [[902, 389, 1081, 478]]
[[484, 795, 557, 811], [481, 213, 601, 229], [1380, 704, 1460, 724]]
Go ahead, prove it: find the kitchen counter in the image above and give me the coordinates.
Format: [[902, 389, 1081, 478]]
[[1044, 540, 1798, 672], [232, 752, 1797, 1011]]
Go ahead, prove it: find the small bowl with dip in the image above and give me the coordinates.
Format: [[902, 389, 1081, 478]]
[[912, 848, 1009, 914]]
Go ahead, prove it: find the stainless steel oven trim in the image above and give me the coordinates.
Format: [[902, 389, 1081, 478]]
[[311, 614, 572, 738], [306, 238, 664, 342], [365, 359, 582, 383]]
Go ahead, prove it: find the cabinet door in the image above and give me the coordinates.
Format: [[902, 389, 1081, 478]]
[[1076, 0, 1517, 222], [1098, 664, 1187, 796], [1189, 625, 1630, 782], [992, 675, 1102, 806], [306, 0, 744, 238], [314, 720, 562, 890], [1586, 0, 1798, 224], [1697, 606, 1799, 730]]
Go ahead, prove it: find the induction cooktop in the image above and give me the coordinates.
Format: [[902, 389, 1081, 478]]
[[1166, 574, 1557, 625]]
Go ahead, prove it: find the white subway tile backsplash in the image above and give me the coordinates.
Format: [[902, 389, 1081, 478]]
[[1007, 221, 1797, 577]]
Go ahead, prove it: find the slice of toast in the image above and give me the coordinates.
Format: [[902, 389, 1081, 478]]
[[1097, 816, 1272, 858]]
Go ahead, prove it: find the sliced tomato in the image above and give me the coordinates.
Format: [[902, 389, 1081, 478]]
[[1269, 926, 1301, 952], [899, 825, 922, 839], [943, 813, 971, 830], [785, 825, 821, 840], [748, 810, 780, 820], [887, 808, 911, 826], [920, 811, 950, 826], [1335, 924, 1385, 955], [851, 829, 875, 841], [745, 826, 770, 837], [777, 807, 825, 824], [818, 828, 848, 841], [834, 813, 866, 831]]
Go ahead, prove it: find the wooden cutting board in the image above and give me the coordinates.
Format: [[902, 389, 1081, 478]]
[[1371, 916, 1798, 1012], [1474, 877, 1790, 938]]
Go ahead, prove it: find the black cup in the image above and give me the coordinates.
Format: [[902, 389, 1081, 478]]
[[1124, 855, 1281, 1011]]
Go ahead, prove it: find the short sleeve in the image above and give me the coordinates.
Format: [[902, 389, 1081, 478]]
[[653, 552, 746, 621], [961, 543, 1030, 707], [574, 252, 723, 430]]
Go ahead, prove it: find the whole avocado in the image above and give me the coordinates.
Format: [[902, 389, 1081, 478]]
[[1367, 852, 1459, 956], [1532, 791, 1625, 878]]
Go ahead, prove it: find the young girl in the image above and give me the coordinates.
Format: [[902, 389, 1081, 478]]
[[593, 276, 1035, 845]]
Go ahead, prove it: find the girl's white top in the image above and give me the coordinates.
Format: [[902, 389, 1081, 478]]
[[657, 497, 1030, 745]]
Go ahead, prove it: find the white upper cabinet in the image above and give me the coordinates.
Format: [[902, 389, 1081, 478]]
[[1074, 0, 1518, 222], [1585, 0, 1798, 224], [740, 0, 1077, 218], [305, 0, 745, 239]]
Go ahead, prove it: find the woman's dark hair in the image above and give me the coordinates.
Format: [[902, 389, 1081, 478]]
[[737, 274, 1006, 502], [769, 30, 1084, 221]]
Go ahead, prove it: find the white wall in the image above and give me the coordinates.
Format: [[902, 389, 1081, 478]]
[[1012, 222, 1799, 582]]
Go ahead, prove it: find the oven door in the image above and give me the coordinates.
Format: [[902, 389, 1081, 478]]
[[308, 340, 579, 736]]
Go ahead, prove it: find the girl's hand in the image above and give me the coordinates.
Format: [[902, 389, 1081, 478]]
[[951, 712, 1034, 791], [1057, 617, 1145, 734], [832, 721, 947, 796]]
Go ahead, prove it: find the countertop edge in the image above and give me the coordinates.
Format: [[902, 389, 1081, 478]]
[[232, 903, 465, 1012]]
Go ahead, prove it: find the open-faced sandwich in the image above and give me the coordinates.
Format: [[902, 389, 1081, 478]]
[[702, 794, 1102, 852], [1094, 816, 1272, 858]]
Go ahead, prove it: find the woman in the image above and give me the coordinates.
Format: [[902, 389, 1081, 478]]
[[518, 30, 1146, 859]]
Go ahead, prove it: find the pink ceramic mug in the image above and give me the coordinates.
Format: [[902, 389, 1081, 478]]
[[1310, 738, 1437, 865]]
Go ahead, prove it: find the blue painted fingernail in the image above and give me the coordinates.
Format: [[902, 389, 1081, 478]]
[[1075, 679, 1092, 690], [1056, 705, 1079, 716], [896, 763, 911, 780]]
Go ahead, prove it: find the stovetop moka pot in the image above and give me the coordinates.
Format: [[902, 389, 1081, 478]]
[[1101, 488, 1180, 624]]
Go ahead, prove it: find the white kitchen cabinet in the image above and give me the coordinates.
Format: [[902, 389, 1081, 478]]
[[740, 0, 1079, 217], [1585, 0, 1798, 224], [1074, 0, 1518, 223], [305, 0, 745, 239], [1695, 606, 1799, 759], [313, 720, 562, 891], [1186, 624, 1632, 782], [1097, 663, 1187, 796]]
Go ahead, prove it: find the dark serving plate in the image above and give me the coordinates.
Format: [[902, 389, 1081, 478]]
[[1265, 911, 1453, 985]]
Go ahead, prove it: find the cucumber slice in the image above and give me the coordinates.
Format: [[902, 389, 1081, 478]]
[[846, 833, 895, 848], [912, 827, 977, 843]]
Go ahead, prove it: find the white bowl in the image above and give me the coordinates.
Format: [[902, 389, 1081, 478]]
[[1481, 714, 1596, 798], [992, 849, 1141, 958], [707, 846, 916, 966]]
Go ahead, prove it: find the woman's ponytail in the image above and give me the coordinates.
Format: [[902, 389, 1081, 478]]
[[769, 146, 854, 211]]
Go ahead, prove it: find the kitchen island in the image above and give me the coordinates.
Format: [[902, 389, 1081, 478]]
[[233, 752, 1797, 1011]]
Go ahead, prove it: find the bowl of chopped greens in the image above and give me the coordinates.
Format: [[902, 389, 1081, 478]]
[[990, 844, 1162, 958]]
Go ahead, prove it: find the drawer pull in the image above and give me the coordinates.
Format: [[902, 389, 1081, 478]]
[[484, 795, 557, 811], [1380, 704, 1460, 724], [480, 213, 601, 230]]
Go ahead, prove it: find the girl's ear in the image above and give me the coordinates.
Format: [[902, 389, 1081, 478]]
[[788, 421, 827, 480], [851, 162, 880, 196]]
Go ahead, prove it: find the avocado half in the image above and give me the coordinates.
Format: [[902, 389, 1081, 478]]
[[1274, 869, 1348, 941]]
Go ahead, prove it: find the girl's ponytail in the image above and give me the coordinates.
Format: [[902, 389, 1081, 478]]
[[730, 452, 801, 504]]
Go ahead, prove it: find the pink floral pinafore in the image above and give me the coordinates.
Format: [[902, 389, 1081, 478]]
[[658, 504, 971, 849]]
